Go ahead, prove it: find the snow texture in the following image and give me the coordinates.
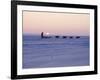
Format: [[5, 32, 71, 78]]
[[23, 35, 89, 69]]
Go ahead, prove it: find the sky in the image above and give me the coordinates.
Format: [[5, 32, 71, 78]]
[[23, 11, 90, 36]]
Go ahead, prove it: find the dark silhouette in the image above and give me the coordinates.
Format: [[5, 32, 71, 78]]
[[62, 36, 67, 39], [69, 36, 73, 39], [55, 36, 60, 38], [41, 32, 51, 38], [41, 32, 44, 38], [41, 32, 80, 39], [76, 36, 80, 39]]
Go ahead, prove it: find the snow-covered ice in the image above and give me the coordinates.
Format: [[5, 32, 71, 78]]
[[23, 35, 89, 69]]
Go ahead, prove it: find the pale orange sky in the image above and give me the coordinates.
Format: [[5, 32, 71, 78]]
[[23, 11, 90, 36]]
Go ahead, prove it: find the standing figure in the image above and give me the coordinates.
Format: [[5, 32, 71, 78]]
[[41, 32, 44, 38]]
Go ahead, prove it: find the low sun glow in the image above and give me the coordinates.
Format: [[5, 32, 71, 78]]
[[46, 33, 50, 35]]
